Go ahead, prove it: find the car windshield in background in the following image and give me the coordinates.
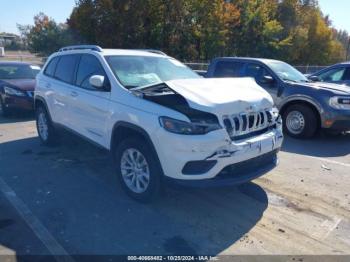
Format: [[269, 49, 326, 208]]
[[267, 61, 308, 83], [0, 64, 39, 80], [106, 56, 200, 88]]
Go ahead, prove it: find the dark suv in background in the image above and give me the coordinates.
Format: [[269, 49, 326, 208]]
[[0, 61, 40, 116], [205, 57, 350, 138], [308, 62, 350, 86]]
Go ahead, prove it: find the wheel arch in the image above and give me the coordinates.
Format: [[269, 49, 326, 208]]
[[34, 96, 53, 122], [110, 121, 164, 175]]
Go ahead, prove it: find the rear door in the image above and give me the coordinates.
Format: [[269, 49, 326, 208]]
[[52, 54, 80, 126], [211, 61, 244, 78], [68, 54, 111, 147]]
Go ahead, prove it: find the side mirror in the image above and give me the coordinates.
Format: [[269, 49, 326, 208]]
[[89, 75, 106, 89], [308, 75, 320, 82], [260, 75, 274, 84]]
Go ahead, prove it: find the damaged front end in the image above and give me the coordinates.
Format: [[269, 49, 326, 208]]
[[132, 81, 283, 182], [131, 82, 222, 135]]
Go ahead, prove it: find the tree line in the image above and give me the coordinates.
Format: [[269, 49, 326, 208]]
[[18, 0, 350, 65]]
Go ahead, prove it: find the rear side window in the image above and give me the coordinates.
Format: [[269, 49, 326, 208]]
[[44, 57, 59, 77], [213, 61, 243, 77], [76, 55, 107, 89], [54, 55, 79, 84], [318, 67, 345, 82]]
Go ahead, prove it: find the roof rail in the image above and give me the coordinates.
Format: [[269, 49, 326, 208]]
[[136, 49, 167, 56], [58, 45, 103, 52]]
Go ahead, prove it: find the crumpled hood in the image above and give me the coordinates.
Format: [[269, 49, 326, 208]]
[[165, 78, 274, 115], [0, 79, 36, 91], [291, 81, 350, 95]]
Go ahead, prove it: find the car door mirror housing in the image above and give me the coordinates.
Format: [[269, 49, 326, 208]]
[[89, 75, 106, 89], [308, 75, 320, 82], [260, 75, 274, 84]]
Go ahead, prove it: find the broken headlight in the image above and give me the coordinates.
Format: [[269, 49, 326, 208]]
[[159, 116, 221, 135]]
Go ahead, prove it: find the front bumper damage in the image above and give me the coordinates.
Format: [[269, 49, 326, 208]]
[[154, 121, 284, 186]]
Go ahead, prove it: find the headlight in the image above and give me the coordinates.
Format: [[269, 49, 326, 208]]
[[329, 96, 350, 110], [4, 86, 26, 97], [159, 116, 221, 135]]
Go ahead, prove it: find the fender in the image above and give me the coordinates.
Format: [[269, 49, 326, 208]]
[[110, 121, 165, 175], [278, 95, 324, 115], [34, 95, 54, 122], [110, 121, 157, 153]]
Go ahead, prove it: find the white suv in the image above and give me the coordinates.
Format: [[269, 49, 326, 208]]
[[35, 45, 283, 201]]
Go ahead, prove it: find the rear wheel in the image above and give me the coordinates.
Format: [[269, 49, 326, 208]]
[[115, 137, 162, 202], [283, 104, 318, 139], [35, 106, 59, 145], [0, 97, 10, 117]]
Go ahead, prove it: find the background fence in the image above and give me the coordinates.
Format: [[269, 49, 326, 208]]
[[0, 51, 328, 74], [0, 51, 45, 65]]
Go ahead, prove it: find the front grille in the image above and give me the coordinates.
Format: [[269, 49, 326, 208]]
[[223, 110, 273, 140]]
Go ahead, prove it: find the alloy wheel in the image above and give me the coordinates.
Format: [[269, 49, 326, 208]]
[[120, 148, 150, 194], [37, 111, 49, 141]]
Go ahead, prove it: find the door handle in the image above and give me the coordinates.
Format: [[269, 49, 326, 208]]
[[70, 91, 78, 97]]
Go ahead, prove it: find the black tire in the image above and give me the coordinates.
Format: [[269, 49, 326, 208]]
[[114, 137, 162, 202], [0, 97, 10, 117], [283, 104, 318, 139], [35, 106, 59, 146]]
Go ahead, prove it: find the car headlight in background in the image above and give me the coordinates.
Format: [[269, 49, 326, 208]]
[[329, 96, 350, 110], [4, 86, 26, 97], [159, 116, 221, 135]]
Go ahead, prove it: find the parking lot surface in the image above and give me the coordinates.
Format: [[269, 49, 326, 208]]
[[0, 115, 350, 259]]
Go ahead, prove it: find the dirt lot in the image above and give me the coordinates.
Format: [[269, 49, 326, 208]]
[[0, 114, 350, 260]]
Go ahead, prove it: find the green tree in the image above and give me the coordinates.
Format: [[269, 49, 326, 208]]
[[18, 13, 75, 56]]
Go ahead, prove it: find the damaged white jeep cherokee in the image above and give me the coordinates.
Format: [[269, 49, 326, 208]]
[[35, 45, 283, 201]]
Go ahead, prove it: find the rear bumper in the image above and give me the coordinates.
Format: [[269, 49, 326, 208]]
[[165, 150, 279, 188]]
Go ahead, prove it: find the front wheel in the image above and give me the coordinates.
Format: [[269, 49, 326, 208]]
[[115, 138, 162, 202], [35, 106, 59, 145], [283, 104, 318, 139]]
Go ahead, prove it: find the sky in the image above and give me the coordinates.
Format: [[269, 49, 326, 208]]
[[0, 0, 349, 34]]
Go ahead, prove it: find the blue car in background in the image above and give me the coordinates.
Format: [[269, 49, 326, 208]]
[[308, 62, 350, 86], [204, 57, 350, 138]]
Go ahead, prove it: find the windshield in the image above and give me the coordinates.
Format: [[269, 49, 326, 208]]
[[0, 64, 39, 80], [266, 61, 308, 83], [106, 56, 200, 88]]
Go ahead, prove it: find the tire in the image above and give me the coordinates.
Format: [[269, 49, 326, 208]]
[[283, 104, 318, 139], [114, 137, 162, 202], [35, 106, 59, 146], [0, 97, 10, 117]]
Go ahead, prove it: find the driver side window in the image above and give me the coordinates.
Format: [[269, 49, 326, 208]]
[[245, 64, 273, 84], [76, 55, 108, 90], [319, 67, 345, 82]]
